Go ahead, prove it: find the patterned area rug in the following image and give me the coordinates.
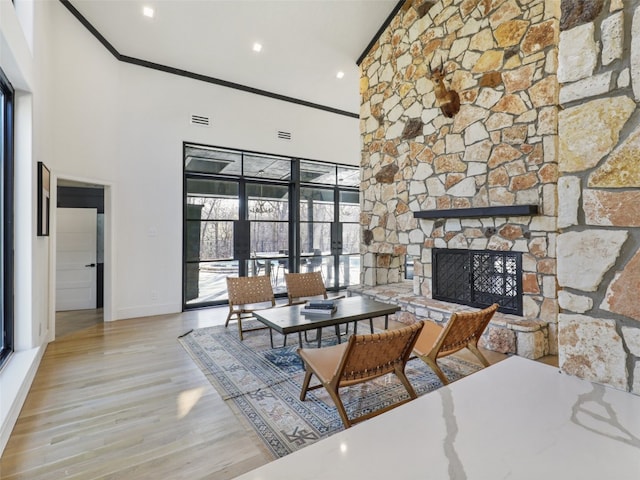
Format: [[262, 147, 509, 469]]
[[178, 320, 480, 458]]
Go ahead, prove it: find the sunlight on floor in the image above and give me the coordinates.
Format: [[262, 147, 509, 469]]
[[177, 387, 206, 419]]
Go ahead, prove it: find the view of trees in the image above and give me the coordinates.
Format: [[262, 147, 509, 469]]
[[187, 196, 238, 260], [183, 149, 361, 305], [188, 192, 360, 260]]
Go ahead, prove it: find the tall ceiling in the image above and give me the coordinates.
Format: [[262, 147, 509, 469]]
[[67, 0, 400, 115]]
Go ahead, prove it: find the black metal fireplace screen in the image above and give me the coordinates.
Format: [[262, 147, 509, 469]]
[[432, 249, 522, 316]]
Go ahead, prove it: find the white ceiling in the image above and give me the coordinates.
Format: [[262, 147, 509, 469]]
[[68, 0, 400, 115]]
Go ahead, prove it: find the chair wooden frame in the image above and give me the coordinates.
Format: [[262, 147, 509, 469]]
[[298, 321, 425, 428], [225, 275, 275, 341], [413, 303, 499, 385]]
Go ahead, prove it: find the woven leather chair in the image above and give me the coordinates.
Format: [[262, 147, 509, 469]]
[[413, 303, 499, 385], [284, 271, 343, 304], [284, 271, 356, 346], [225, 275, 275, 341], [298, 321, 425, 428], [285, 271, 373, 338]]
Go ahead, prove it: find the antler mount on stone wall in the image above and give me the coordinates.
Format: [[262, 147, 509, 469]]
[[428, 61, 460, 118]]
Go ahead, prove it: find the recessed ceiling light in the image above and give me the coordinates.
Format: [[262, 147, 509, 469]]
[[336, 71, 345, 79], [143, 6, 155, 18], [253, 42, 263, 53]]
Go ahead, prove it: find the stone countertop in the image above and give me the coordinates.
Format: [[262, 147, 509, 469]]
[[233, 356, 640, 479]]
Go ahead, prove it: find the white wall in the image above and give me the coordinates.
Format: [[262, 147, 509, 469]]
[[1, 0, 360, 454], [0, 0, 41, 456], [49, 1, 360, 321]]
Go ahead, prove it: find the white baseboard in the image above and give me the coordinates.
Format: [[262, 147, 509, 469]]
[[114, 302, 180, 321]]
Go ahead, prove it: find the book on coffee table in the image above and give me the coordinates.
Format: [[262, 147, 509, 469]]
[[300, 300, 337, 315], [300, 306, 336, 315], [306, 300, 336, 309]]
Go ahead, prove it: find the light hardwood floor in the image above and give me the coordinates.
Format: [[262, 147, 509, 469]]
[[1, 308, 556, 479], [1, 308, 271, 480]]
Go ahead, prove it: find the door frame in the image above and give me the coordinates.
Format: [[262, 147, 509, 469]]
[[48, 174, 114, 341]]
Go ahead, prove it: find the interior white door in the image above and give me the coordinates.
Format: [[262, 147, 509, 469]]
[[56, 208, 98, 311]]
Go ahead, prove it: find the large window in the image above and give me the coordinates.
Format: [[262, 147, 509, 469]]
[[183, 143, 360, 308], [0, 67, 14, 368]]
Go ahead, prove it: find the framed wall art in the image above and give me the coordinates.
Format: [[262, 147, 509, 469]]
[[37, 161, 50, 236]]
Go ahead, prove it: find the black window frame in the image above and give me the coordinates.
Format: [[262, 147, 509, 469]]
[[182, 142, 359, 310], [0, 66, 15, 369]]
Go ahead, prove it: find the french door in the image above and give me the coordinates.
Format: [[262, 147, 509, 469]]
[[299, 186, 359, 290], [183, 144, 359, 309]]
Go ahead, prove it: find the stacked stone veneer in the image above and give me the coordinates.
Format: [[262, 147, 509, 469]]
[[556, 0, 640, 394], [359, 0, 640, 393], [359, 0, 559, 356]]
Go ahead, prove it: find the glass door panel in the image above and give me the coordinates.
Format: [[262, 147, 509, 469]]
[[339, 255, 360, 287], [249, 221, 289, 254], [186, 178, 239, 221], [300, 187, 334, 287], [185, 179, 240, 305], [249, 222, 289, 291], [247, 184, 289, 221], [299, 222, 332, 255], [186, 221, 235, 261], [339, 223, 360, 287], [341, 224, 359, 255], [338, 190, 360, 288], [339, 190, 359, 222], [300, 187, 334, 252], [185, 260, 239, 304], [247, 183, 290, 292]]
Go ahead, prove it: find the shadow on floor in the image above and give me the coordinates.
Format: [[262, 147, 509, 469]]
[[56, 309, 103, 339]]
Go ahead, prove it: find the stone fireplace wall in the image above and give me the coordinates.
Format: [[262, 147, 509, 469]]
[[359, 0, 640, 394], [359, 0, 560, 335], [556, 0, 640, 393]]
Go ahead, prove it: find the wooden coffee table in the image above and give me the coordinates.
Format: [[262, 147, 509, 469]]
[[252, 296, 400, 348]]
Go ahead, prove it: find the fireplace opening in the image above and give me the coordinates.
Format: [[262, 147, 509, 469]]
[[432, 249, 523, 316]]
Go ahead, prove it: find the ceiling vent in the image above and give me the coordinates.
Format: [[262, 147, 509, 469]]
[[190, 114, 211, 127], [277, 130, 292, 140]]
